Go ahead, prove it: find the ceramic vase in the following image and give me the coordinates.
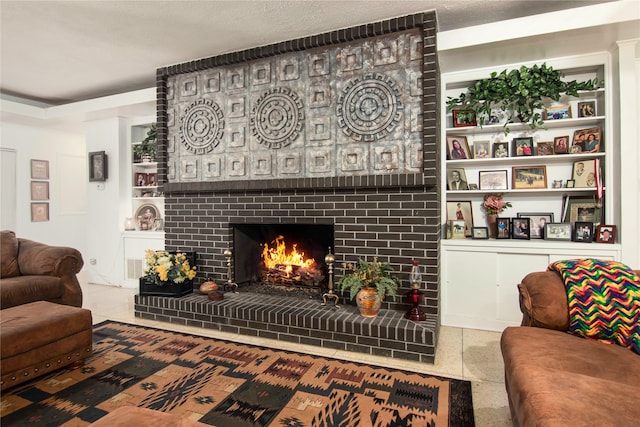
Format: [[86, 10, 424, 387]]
[[487, 214, 498, 239], [356, 287, 381, 317]]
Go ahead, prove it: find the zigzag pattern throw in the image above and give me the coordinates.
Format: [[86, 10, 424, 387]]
[[548, 258, 640, 354]]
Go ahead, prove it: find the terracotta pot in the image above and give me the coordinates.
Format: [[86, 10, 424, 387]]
[[487, 214, 498, 239], [356, 287, 382, 317]]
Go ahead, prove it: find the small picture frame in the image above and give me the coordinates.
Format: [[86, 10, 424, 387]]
[[148, 173, 158, 186], [496, 217, 511, 239], [564, 197, 601, 226], [595, 225, 616, 243], [31, 202, 49, 222], [544, 223, 572, 241], [512, 218, 531, 240], [492, 142, 509, 158], [135, 172, 148, 187], [574, 222, 594, 243], [446, 201, 473, 237], [473, 140, 490, 159], [452, 109, 477, 128], [544, 105, 572, 120], [89, 151, 108, 182], [572, 127, 601, 153], [450, 220, 467, 239], [512, 166, 547, 189], [447, 136, 471, 160], [566, 179, 575, 188], [479, 170, 508, 190], [577, 101, 596, 117], [468, 183, 478, 190], [30, 159, 49, 179], [513, 137, 534, 156], [536, 142, 554, 156], [30, 181, 49, 200], [572, 159, 597, 188], [472, 227, 489, 240], [447, 168, 470, 190], [553, 135, 570, 154], [517, 213, 554, 239]]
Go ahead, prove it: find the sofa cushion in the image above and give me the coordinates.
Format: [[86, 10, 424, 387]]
[[0, 276, 64, 309], [518, 271, 569, 330], [1, 230, 20, 278]]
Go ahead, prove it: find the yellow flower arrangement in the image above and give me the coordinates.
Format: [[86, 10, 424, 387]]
[[143, 250, 196, 286]]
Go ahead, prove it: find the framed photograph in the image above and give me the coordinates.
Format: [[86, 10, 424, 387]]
[[89, 151, 108, 182], [572, 159, 597, 188], [577, 101, 596, 118], [30, 159, 49, 179], [564, 197, 602, 226], [566, 179, 575, 188], [447, 168, 469, 190], [148, 173, 158, 186], [569, 144, 583, 154], [469, 183, 478, 190], [595, 225, 616, 243], [492, 141, 509, 158], [473, 140, 490, 159], [513, 137, 533, 156], [472, 227, 489, 240], [544, 105, 571, 120], [517, 213, 554, 239], [574, 222, 594, 243], [451, 109, 477, 128], [450, 220, 467, 239], [572, 127, 601, 153], [512, 166, 547, 189], [446, 201, 473, 237], [544, 223, 572, 241], [536, 142, 554, 156], [134, 203, 160, 231], [553, 135, 570, 154], [479, 170, 508, 190], [447, 136, 471, 160], [512, 218, 531, 240], [552, 180, 563, 189], [31, 181, 49, 200], [496, 217, 511, 239], [31, 202, 49, 222], [135, 172, 148, 187]]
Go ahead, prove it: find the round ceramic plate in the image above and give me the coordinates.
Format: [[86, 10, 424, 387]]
[[134, 203, 160, 230]]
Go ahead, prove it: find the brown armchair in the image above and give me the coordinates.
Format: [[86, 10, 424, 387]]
[[0, 230, 84, 309]]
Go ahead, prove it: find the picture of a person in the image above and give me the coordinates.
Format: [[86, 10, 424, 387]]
[[554, 137, 568, 153], [584, 133, 600, 152], [456, 203, 464, 220], [449, 170, 469, 190], [600, 228, 613, 242], [474, 143, 488, 158], [494, 143, 508, 158], [586, 172, 596, 187], [574, 162, 585, 176], [450, 139, 467, 159]]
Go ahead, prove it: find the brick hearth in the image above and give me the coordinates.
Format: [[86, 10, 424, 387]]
[[135, 292, 437, 363]]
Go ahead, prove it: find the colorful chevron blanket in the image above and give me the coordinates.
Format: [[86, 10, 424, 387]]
[[548, 259, 640, 354]]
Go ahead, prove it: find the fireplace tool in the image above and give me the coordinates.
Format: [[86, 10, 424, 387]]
[[321, 247, 339, 308], [223, 248, 238, 293]]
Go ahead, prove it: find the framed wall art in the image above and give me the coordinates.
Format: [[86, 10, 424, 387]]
[[450, 220, 466, 239], [595, 225, 616, 243], [572, 127, 601, 153], [31, 181, 49, 200], [31, 202, 49, 222], [89, 151, 108, 182], [30, 159, 49, 179], [451, 109, 477, 128], [447, 168, 469, 190], [447, 136, 471, 160], [572, 159, 597, 188], [512, 166, 547, 189], [544, 223, 572, 241], [446, 201, 473, 237], [563, 197, 602, 226], [479, 170, 508, 190], [544, 105, 571, 120]]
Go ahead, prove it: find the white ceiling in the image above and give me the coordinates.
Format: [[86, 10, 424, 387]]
[[0, 0, 613, 106]]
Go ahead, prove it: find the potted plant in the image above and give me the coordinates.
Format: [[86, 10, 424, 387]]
[[337, 257, 399, 317], [133, 123, 157, 163], [139, 249, 197, 297], [446, 63, 603, 133]]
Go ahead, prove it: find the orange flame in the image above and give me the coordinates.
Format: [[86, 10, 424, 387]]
[[261, 235, 316, 271]]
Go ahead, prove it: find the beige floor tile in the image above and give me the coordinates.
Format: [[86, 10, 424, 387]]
[[462, 328, 505, 382], [471, 380, 512, 427]]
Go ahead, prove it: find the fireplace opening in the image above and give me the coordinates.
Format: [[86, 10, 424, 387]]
[[231, 223, 334, 298]]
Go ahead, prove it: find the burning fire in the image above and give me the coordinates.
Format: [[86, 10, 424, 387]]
[[261, 235, 316, 273]]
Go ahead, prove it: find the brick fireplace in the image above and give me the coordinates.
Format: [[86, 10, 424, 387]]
[[135, 12, 441, 362]]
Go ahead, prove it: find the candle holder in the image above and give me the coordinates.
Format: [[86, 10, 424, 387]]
[[405, 259, 426, 321], [223, 248, 238, 293], [321, 247, 339, 308]]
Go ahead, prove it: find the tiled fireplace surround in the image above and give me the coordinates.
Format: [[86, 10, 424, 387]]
[[135, 12, 442, 363]]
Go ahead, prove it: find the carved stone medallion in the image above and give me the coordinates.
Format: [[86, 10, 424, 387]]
[[250, 87, 304, 149], [337, 73, 403, 142], [179, 99, 225, 154]]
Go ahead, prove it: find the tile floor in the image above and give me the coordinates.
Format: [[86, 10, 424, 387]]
[[83, 282, 512, 426]]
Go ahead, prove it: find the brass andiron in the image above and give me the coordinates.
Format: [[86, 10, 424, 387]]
[[223, 248, 238, 293], [321, 247, 339, 308]]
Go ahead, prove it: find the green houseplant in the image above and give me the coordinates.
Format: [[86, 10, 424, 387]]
[[133, 123, 157, 162], [446, 63, 603, 133], [337, 257, 399, 317]]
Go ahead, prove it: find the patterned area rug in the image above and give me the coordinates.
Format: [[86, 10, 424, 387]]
[[1, 321, 474, 426]]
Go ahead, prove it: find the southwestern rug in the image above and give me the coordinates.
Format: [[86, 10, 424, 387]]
[[1, 321, 474, 427]]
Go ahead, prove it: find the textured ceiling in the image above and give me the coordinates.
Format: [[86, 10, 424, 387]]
[[0, 0, 613, 105]]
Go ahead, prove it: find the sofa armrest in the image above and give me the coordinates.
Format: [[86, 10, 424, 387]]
[[518, 271, 570, 331], [16, 238, 84, 307]]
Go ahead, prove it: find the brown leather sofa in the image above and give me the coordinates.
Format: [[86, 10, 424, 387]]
[[501, 270, 640, 427], [0, 230, 84, 309]]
